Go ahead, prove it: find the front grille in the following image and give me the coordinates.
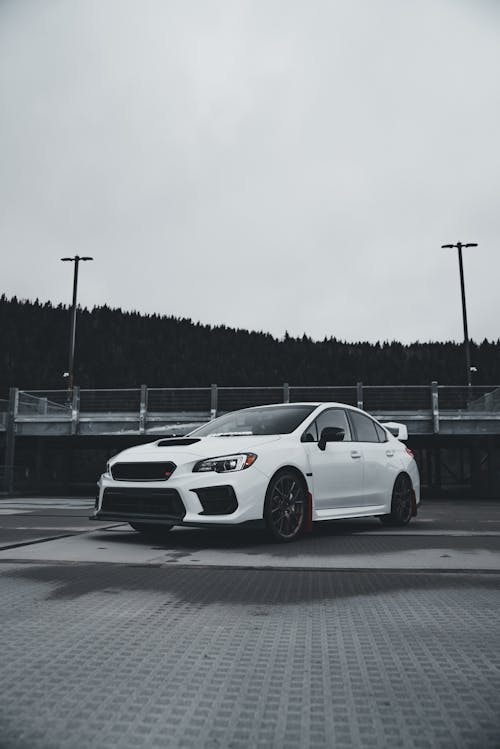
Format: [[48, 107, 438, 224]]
[[111, 461, 176, 481], [194, 486, 238, 515], [101, 488, 185, 519]]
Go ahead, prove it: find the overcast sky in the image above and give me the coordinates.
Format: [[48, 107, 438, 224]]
[[1, 0, 499, 343]]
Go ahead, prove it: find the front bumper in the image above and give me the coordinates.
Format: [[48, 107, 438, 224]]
[[92, 466, 268, 526]]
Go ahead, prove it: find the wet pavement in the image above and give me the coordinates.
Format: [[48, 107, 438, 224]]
[[0, 497, 499, 748]]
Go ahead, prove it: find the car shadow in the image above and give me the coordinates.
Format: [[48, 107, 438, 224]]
[[3, 560, 499, 604]]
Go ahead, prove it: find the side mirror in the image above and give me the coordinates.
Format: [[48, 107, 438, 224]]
[[318, 426, 345, 451]]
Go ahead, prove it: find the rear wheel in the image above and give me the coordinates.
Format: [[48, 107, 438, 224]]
[[129, 522, 173, 537], [379, 474, 413, 526], [264, 470, 307, 542]]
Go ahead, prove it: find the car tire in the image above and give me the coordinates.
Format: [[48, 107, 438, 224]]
[[129, 522, 174, 536], [264, 470, 307, 542], [379, 474, 413, 526]]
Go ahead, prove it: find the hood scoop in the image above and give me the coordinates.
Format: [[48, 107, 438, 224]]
[[157, 438, 201, 447]]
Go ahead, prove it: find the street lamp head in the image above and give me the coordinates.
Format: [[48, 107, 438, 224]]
[[60, 255, 94, 262], [441, 242, 478, 249]]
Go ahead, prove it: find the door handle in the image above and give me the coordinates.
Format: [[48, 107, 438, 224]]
[[350, 450, 362, 459], [386, 450, 394, 457]]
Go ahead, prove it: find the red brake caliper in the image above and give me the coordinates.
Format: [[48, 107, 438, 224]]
[[305, 491, 313, 533]]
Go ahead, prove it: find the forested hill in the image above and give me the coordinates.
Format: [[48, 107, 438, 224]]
[[1, 295, 499, 393]]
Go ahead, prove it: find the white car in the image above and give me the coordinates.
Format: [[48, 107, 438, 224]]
[[93, 403, 420, 542]]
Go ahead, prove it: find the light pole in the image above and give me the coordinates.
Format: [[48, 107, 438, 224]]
[[441, 241, 477, 387], [60, 255, 93, 392]]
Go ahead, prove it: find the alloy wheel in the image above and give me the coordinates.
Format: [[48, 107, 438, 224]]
[[392, 474, 413, 524], [266, 473, 306, 541]]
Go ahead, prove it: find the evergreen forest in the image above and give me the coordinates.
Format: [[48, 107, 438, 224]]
[[1, 295, 499, 395]]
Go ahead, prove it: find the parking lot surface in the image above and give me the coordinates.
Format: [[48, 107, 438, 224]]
[[0, 497, 499, 748]]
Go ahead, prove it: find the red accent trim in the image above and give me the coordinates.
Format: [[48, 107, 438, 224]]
[[305, 491, 313, 533]]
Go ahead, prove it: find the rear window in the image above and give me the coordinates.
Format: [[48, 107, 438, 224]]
[[349, 411, 379, 443], [374, 422, 388, 442]]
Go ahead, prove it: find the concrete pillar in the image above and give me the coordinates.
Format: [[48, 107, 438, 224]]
[[71, 386, 80, 436], [357, 382, 363, 410], [283, 383, 290, 404], [139, 385, 148, 435], [431, 381, 439, 434], [210, 384, 218, 420]]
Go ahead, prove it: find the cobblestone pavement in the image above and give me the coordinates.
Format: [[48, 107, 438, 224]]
[[0, 562, 499, 749]]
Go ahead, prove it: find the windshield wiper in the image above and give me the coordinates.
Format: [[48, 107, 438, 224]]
[[210, 431, 253, 437]]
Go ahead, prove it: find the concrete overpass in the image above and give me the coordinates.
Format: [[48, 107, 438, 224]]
[[1, 383, 500, 496]]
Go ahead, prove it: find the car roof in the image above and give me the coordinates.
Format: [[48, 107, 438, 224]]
[[247, 402, 353, 409]]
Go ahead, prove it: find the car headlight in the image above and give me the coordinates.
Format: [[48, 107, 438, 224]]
[[193, 453, 257, 473]]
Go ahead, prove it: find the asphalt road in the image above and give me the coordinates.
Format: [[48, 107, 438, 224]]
[[0, 497, 499, 749]]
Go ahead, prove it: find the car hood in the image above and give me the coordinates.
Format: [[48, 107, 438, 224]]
[[110, 434, 284, 465]]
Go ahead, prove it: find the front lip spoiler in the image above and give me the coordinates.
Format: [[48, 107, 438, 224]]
[[91, 511, 182, 525], [91, 511, 265, 529]]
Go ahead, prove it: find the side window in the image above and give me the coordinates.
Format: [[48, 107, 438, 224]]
[[313, 409, 352, 442], [349, 411, 379, 443], [374, 421, 388, 443], [301, 421, 318, 443]]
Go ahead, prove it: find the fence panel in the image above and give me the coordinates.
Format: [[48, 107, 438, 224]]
[[218, 387, 283, 412], [148, 388, 211, 413], [18, 391, 71, 415], [79, 389, 141, 413], [439, 385, 500, 411], [290, 386, 358, 406], [362, 386, 431, 411]]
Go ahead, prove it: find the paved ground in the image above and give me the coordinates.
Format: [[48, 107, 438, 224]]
[[0, 497, 499, 748], [1, 498, 499, 570]]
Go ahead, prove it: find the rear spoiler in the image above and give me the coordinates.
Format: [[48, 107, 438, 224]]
[[381, 422, 408, 441]]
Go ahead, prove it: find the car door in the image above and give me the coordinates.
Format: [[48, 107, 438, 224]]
[[347, 410, 393, 507], [302, 408, 364, 515]]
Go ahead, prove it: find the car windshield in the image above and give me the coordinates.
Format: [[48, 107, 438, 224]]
[[190, 404, 317, 437]]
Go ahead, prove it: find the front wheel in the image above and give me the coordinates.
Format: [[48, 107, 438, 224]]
[[379, 474, 413, 526], [129, 522, 173, 537], [264, 471, 307, 542]]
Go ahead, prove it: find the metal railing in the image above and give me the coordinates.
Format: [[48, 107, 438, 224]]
[[11, 383, 500, 420]]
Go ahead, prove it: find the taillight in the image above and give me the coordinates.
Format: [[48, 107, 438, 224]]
[[405, 447, 414, 459]]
